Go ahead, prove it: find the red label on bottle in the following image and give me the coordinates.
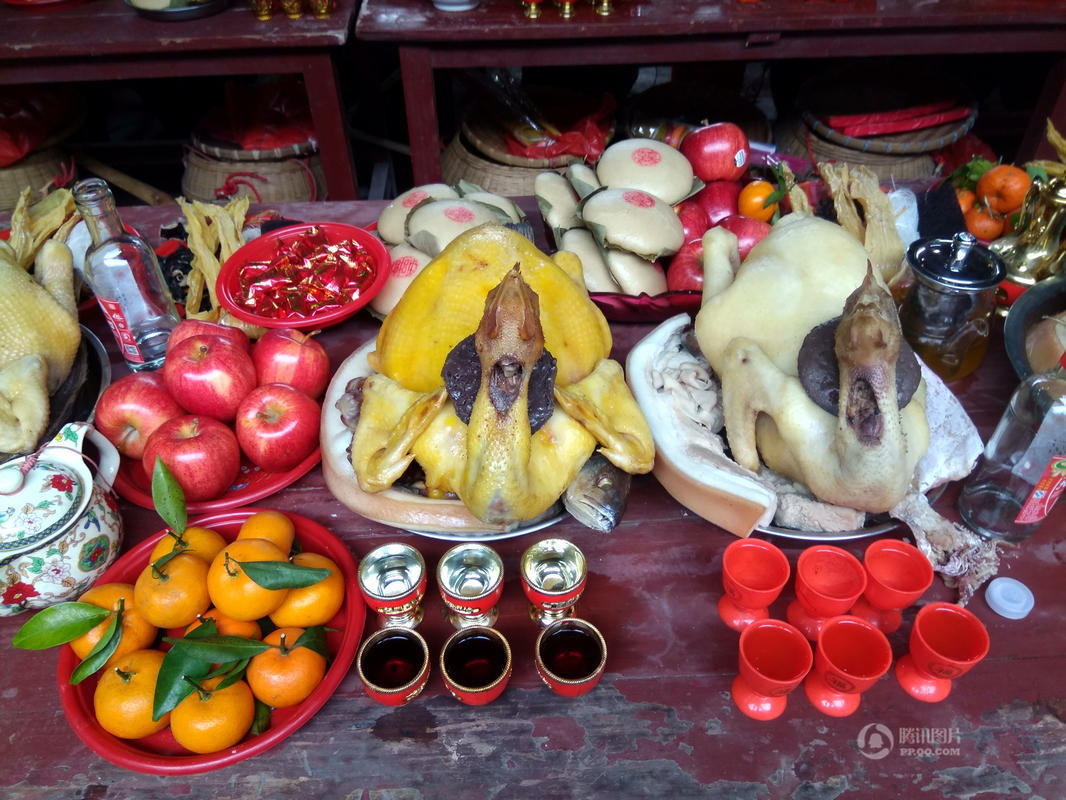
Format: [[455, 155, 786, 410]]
[[1014, 455, 1066, 525], [98, 298, 144, 364]]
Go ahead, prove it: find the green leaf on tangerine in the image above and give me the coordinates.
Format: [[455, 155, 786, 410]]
[[153, 618, 218, 720], [250, 699, 272, 736], [69, 611, 121, 685], [212, 658, 250, 691], [292, 626, 329, 660], [12, 602, 110, 650], [162, 634, 273, 664], [238, 560, 331, 590], [151, 457, 187, 537]]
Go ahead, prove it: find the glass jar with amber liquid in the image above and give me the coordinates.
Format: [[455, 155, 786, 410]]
[[899, 232, 1006, 382]]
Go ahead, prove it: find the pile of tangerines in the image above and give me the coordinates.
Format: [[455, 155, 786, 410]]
[[18, 509, 345, 755], [955, 161, 1033, 241]]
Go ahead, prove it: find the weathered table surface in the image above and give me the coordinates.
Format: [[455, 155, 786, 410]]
[[0, 0, 359, 201], [1, 201, 1064, 799]]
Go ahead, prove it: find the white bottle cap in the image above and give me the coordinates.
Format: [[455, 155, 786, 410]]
[[985, 577, 1034, 620]]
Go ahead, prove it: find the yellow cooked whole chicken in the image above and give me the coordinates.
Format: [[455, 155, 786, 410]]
[[350, 223, 654, 526], [0, 193, 82, 455]]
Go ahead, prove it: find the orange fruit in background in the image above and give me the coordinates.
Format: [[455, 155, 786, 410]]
[[170, 676, 255, 755], [149, 526, 227, 566], [184, 606, 262, 640], [964, 204, 1005, 240], [236, 510, 296, 556], [975, 164, 1031, 214], [207, 538, 290, 622], [956, 187, 976, 215], [93, 648, 170, 740], [70, 582, 158, 667], [133, 552, 212, 629], [737, 179, 778, 222], [268, 552, 345, 628], [246, 627, 327, 709]]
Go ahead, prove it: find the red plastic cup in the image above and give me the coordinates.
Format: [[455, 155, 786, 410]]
[[804, 615, 893, 717], [356, 627, 431, 706], [851, 539, 934, 634], [535, 618, 607, 698], [895, 602, 990, 702], [440, 625, 512, 706], [787, 545, 867, 641], [719, 538, 791, 631], [731, 618, 813, 721]]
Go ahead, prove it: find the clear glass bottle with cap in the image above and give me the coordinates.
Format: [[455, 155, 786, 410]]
[[899, 232, 1006, 382], [957, 351, 1066, 542], [73, 178, 180, 371]]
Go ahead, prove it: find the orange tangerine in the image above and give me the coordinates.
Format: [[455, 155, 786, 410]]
[[70, 582, 158, 667], [236, 510, 296, 556], [268, 552, 345, 629], [207, 538, 290, 622], [149, 526, 227, 565], [133, 552, 212, 629]]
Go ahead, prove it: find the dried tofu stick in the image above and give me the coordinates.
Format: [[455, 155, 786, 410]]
[[185, 267, 207, 316], [1047, 118, 1066, 164], [218, 309, 266, 341], [818, 162, 865, 243], [848, 165, 906, 284], [214, 199, 248, 266], [11, 189, 76, 271], [179, 198, 223, 304], [778, 162, 812, 215]]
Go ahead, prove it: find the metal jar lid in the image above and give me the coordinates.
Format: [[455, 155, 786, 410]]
[[907, 232, 1006, 291]]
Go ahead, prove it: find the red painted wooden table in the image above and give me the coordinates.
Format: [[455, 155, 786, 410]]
[[0, 0, 359, 201], [0, 201, 1064, 798], [355, 0, 1066, 186]]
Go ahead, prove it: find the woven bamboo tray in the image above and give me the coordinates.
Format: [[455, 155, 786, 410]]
[[775, 116, 937, 181], [441, 135, 564, 197]]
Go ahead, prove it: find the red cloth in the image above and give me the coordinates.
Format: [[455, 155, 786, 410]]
[[931, 133, 999, 176], [0, 87, 75, 168], [200, 77, 317, 152], [504, 94, 616, 162]]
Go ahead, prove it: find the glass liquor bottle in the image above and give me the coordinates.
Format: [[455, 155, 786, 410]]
[[73, 178, 180, 371], [957, 352, 1066, 542]]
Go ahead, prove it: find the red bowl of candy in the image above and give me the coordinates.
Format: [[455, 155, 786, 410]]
[[216, 222, 390, 330]]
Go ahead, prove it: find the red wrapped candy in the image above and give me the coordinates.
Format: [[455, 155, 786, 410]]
[[236, 226, 376, 319]]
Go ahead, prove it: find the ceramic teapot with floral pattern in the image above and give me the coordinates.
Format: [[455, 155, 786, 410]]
[[0, 422, 123, 616]]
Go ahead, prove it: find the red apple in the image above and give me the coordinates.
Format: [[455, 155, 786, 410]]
[[673, 200, 710, 244], [163, 334, 257, 422], [166, 318, 250, 354], [94, 371, 185, 460], [666, 239, 704, 293], [142, 415, 241, 502], [680, 123, 750, 183], [716, 215, 772, 260], [235, 383, 321, 473], [694, 181, 741, 225], [252, 328, 331, 399]]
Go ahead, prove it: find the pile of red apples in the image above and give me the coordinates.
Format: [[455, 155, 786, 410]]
[[668, 122, 772, 292], [94, 320, 329, 502]]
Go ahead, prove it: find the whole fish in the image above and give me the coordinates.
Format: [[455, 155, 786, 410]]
[[564, 451, 632, 533]]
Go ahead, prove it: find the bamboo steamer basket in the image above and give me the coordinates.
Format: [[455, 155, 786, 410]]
[[775, 116, 938, 181], [181, 137, 327, 204], [441, 134, 564, 197], [0, 148, 72, 212]]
